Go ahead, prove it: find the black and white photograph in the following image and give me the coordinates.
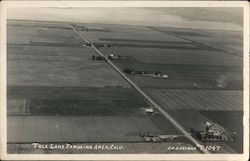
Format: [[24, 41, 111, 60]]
[[0, 1, 249, 160]]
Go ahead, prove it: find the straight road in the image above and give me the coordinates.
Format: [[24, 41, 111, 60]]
[[68, 24, 210, 154]]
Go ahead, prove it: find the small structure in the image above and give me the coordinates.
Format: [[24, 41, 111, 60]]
[[124, 68, 136, 74], [145, 108, 154, 114], [102, 44, 111, 48], [123, 68, 168, 79], [144, 107, 154, 115], [95, 43, 111, 48], [162, 74, 168, 78], [139, 132, 181, 142], [108, 54, 120, 60], [82, 43, 91, 47], [92, 55, 105, 60]]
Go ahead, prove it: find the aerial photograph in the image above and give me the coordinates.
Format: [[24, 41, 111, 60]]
[[6, 7, 244, 154]]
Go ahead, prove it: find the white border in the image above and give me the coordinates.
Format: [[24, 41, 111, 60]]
[[0, 1, 249, 161]]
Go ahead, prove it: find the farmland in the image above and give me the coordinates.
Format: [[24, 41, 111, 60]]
[[93, 22, 243, 153], [7, 20, 190, 154], [7, 19, 244, 154], [7, 86, 148, 116], [8, 115, 180, 143], [154, 26, 243, 54], [7, 45, 129, 87], [100, 48, 243, 66], [144, 89, 243, 111]]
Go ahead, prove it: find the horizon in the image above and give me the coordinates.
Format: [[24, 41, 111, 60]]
[[7, 7, 243, 31]]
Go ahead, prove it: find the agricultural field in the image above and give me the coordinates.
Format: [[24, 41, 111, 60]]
[[153, 26, 243, 55], [123, 65, 242, 90], [100, 48, 243, 66], [83, 23, 243, 154], [144, 89, 243, 111], [80, 23, 198, 51], [142, 89, 243, 153], [8, 115, 179, 143], [83, 23, 161, 34], [96, 28, 242, 89], [7, 19, 244, 154], [7, 86, 148, 116], [96, 25, 243, 91], [7, 24, 85, 46], [7, 46, 130, 87], [7, 20, 190, 154]]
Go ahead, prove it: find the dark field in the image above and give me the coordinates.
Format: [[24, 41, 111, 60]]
[[7, 86, 148, 116], [127, 73, 242, 90], [100, 48, 243, 66], [7, 19, 244, 154], [112, 58, 242, 89]]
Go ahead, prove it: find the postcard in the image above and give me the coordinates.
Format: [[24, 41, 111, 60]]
[[0, 1, 249, 161]]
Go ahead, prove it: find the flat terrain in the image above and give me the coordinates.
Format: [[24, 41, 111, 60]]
[[7, 19, 244, 154], [100, 48, 243, 66], [124, 64, 242, 89], [154, 26, 243, 55], [7, 20, 186, 154], [7, 86, 148, 116], [145, 89, 243, 111], [7, 45, 129, 87], [8, 115, 181, 143], [7, 22, 84, 46]]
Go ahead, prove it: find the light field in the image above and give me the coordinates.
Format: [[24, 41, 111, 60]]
[[154, 26, 243, 55], [7, 25, 85, 46], [7, 46, 130, 87], [8, 60, 129, 87]]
